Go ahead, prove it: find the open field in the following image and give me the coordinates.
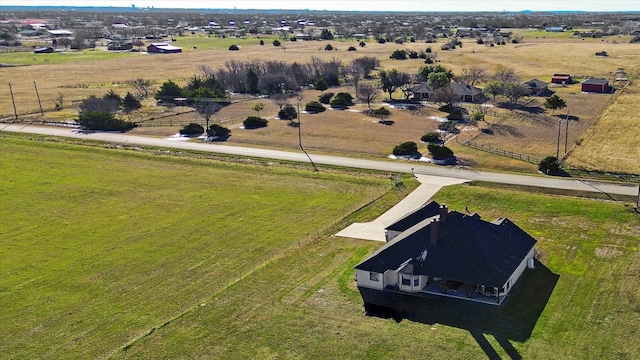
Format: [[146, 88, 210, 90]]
[[1, 133, 639, 359], [1, 33, 639, 174], [0, 133, 391, 359]]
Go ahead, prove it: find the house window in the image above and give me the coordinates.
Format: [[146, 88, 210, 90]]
[[414, 278, 419, 286], [401, 277, 411, 286], [369, 272, 379, 282]]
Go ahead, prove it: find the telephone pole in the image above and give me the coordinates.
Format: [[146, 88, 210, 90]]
[[9, 83, 18, 120]]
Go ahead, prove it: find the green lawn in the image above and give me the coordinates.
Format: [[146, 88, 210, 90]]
[[1, 134, 639, 359], [0, 134, 388, 359]]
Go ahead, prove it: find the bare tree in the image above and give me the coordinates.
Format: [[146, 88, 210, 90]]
[[195, 100, 223, 131], [492, 64, 520, 83], [503, 83, 530, 108], [355, 82, 380, 110], [131, 78, 153, 99], [55, 92, 65, 110], [457, 65, 488, 86], [400, 76, 418, 100], [433, 85, 460, 108], [271, 93, 292, 109]]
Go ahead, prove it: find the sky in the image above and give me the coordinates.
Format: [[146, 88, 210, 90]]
[[1, 0, 639, 12]]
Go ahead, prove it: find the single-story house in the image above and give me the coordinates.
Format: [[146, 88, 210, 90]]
[[411, 82, 432, 101], [451, 82, 485, 103], [147, 42, 182, 54], [545, 27, 564, 32], [47, 29, 73, 37], [34, 46, 54, 54], [355, 201, 537, 306], [581, 78, 610, 93], [551, 73, 573, 84], [107, 42, 133, 51], [522, 78, 549, 96]]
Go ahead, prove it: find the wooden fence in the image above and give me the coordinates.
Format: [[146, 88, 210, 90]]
[[461, 140, 541, 164]]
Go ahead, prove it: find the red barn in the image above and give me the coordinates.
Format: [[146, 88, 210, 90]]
[[147, 42, 182, 54], [581, 78, 610, 93], [551, 73, 572, 84]]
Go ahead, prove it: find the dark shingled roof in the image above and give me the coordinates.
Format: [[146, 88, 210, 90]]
[[582, 77, 609, 86], [450, 82, 483, 96], [385, 200, 441, 233], [523, 78, 548, 88], [356, 210, 536, 288]]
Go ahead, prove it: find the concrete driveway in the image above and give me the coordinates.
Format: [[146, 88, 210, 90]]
[[335, 174, 469, 241]]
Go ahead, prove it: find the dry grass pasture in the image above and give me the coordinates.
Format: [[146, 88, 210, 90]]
[[1, 32, 639, 173]]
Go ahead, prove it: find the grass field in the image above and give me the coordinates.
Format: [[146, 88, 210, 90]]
[[2, 32, 639, 174], [0, 133, 391, 359], [1, 133, 639, 359]]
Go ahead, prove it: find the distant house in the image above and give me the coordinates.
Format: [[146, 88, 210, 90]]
[[551, 73, 572, 84], [355, 201, 537, 306], [522, 79, 549, 96], [411, 82, 432, 101], [147, 42, 182, 54], [34, 46, 54, 54], [581, 78, 610, 93], [545, 27, 564, 32], [451, 82, 485, 103], [107, 42, 133, 51], [47, 29, 73, 37]]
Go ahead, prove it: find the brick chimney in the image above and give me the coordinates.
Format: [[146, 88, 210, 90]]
[[429, 218, 440, 245], [439, 204, 448, 223]]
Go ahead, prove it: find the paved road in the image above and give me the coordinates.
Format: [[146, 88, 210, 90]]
[[2, 124, 638, 197]]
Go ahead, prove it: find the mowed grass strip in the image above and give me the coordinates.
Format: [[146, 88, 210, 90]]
[[111, 182, 640, 359], [0, 135, 387, 359]]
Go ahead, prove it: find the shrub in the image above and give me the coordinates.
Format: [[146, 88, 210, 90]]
[[278, 103, 297, 120], [243, 116, 268, 129], [447, 109, 464, 121], [272, 39, 281, 46], [390, 49, 407, 60], [476, 38, 484, 44], [438, 121, 458, 133], [228, 44, 239, 50], [76, 111, 135, 131], [427, 144, 454, 160], [330, 97, 349, 108], [393, 141, 418, 156], [305, 101, 326, 113], [373, 106, 391, 117], [259, 39, 264, 45], [347, 46, 357, 51], [314, 77, 329, 92], [207, 123, 231, 138], [421, 132, 441, 143], [324, 44, 334, 51], [180, 122, 204, 135], [318, 92, 334, 104], [377, 37, 386, 44], [425, 57, 434, 64], [359, 41, 366, 47], [539, 156, 560, 174], [334, 92, 353, 104], [290, 36, 297, 41], [408, 50, 418, 59], [426, 47, 432, 53]]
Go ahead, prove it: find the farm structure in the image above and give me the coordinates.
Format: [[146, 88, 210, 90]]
[[355, 201, 537, 306], [523, 79, 549, 96], [551, 73, 573, 84], [147, 42, 182, 53], [581, 78, 610, 93]]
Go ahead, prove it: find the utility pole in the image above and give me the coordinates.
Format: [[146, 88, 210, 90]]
[[34, 81, 44, 116], [296, 92, 318, 172], [556, 120, 561, 159], [564, 111, 569, 154], [9, 82, 18, 121]]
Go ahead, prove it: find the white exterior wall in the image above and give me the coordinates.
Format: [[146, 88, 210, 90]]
[[385, 229, 401, 242], [502, 246, 536, 295], [355, 269, 384, 290], [383, 270, 397, 288], [398, 274, 421, 293]]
